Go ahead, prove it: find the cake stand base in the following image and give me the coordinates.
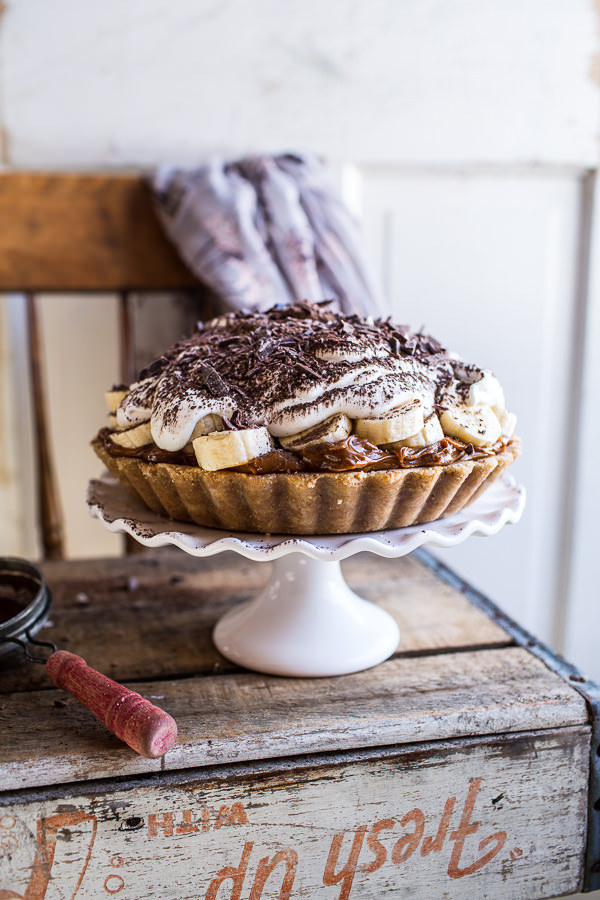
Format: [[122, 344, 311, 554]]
[[87, 473, 525, 679], [213, 553, 399, 677]]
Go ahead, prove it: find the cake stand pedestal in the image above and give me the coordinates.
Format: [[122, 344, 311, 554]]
[[87, 474, 525, 677], [213, 553, 399, 676]]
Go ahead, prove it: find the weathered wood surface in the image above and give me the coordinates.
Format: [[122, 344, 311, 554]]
[[0, 729, 589, 899], [0, 551, 588, 792], [0, 550, 592, 899], [0, 645, 587, 793], [0, 173, 200, 290], [0, 551, 510, 693]]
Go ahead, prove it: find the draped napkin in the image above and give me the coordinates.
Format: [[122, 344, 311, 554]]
[[152, 153, 385, 316]]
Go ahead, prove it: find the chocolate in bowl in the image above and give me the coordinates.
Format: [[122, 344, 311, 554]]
[[0, 558, 52, 656], [0, 573, 35, 620]]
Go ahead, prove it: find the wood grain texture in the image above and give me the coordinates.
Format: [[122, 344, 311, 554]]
[[0, 645, 587, 791], [0, 172, 200, 290], [1, 729, 589, 899], [0, 551, 510, 693], [0, 551, 591, 898]]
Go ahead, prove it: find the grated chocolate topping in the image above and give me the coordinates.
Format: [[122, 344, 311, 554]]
[[116, 300, 489, 451]]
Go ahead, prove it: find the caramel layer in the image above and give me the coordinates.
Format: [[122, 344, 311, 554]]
[[98, 429, 510, 475]]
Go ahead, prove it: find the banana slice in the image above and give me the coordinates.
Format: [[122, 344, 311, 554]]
[[105, 389, 129, 413], [493, 405, 517, 438], [191, 414, 225, 438], [110, 422, 153, 449], [439, 404, 501, 447], [193, 427, 274, 471], [389, 413, 444, 449], [107, 413, 131, 432], [182, 415, 225, 454], [279, 414, 352, 451], [467, 371, 505, 409], [354, 399, 424, 445]]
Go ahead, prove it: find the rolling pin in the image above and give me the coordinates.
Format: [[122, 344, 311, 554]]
[[46, 650, 177, 759]]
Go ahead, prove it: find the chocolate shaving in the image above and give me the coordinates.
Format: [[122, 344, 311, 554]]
[[293, 360, 321, 379], [139, 356, 170, 381], [121, 301, 490, 447], [198, 362, 228, 396]]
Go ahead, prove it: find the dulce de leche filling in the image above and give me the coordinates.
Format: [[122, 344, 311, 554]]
[[98, 428, 509, 475]]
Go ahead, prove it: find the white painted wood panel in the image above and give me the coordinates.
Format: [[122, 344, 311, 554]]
[[357, 168, 583, 641], [564, 180, 600, 681], [0, 296, 37, 557], [38, 295, 122, 558], [1, 0, 598, 169], [0, 299, 23, 555], [1, 730, 589, 899]]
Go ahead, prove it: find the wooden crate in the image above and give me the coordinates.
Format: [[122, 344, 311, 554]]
[[0, 549, 598, 899]]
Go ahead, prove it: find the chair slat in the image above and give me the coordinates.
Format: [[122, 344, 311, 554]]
[[0, 173, 199, 291]]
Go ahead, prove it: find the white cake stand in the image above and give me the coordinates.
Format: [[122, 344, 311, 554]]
[[87, 474, 525, 678]]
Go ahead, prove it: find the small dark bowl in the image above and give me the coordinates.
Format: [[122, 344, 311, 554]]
[[0, 557, 52, 657]]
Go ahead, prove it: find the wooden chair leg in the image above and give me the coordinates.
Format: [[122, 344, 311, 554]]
[[119, 290, 145, 556], [26, 292, 65, 559]]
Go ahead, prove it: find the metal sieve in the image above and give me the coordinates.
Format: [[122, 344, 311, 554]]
[[0, 557, 55, 661]]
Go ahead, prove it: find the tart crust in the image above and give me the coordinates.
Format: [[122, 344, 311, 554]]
[[92, 436, 521, 535]]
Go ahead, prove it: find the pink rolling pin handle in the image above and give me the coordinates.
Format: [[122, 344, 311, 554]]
[[46, 650, 177, 759]]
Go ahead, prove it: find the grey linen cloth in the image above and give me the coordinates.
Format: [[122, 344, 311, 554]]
[[152, 153, 385, 316]]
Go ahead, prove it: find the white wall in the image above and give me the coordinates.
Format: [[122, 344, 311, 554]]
[[1, 1, 599, 704], [358, 167, 586, 646], [2, 0, 598, 167]]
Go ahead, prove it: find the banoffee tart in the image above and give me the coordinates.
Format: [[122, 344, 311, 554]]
[[93, 301, 520, 534]]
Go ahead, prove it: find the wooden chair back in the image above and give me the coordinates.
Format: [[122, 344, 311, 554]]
[[0, 173, 205, 558]]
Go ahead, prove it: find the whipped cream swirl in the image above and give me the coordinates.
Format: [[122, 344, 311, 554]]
[[116, 301, 490, 452]]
